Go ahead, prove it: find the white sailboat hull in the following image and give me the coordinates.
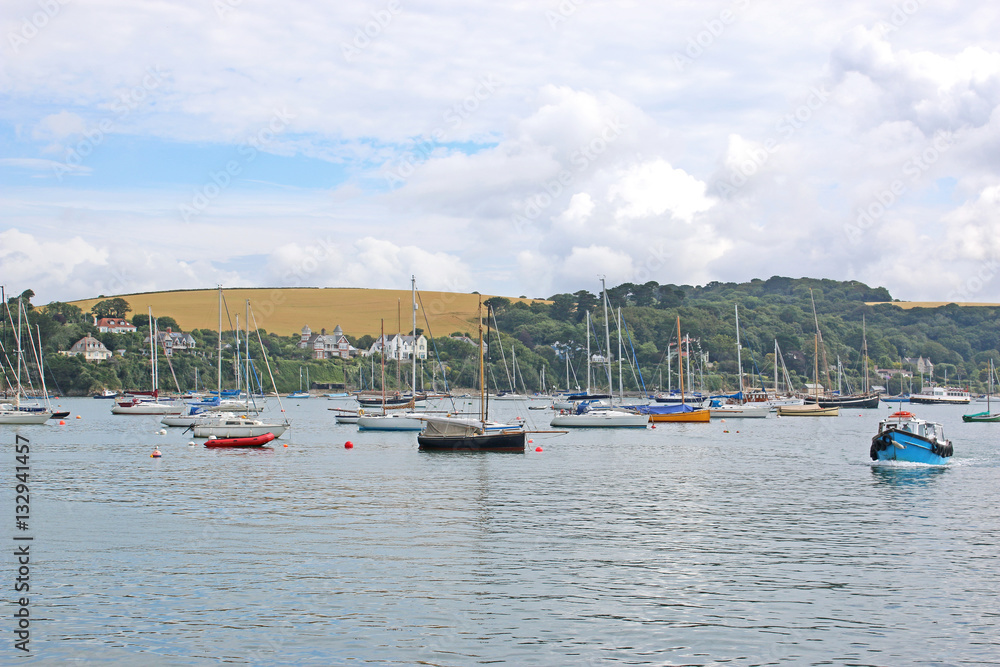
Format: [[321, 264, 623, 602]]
[[708, 404, 771, 418], [0, 409, 52, 424], [193, 422, 288, 438], [356, 413, 425, 431], [550, 410, 649, 428], [111, 402, 185, 415]]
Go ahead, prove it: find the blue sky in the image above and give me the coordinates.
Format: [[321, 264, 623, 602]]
[[3, 1, 1000, 304]]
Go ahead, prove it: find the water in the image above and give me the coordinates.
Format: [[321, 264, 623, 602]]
[[3, 398, 999, 665]]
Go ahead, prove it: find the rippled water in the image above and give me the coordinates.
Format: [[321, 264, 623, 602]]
[[3, 397, 999, 665]]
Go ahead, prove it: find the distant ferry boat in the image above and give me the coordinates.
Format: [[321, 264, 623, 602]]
[[908, 386, 971, 405]]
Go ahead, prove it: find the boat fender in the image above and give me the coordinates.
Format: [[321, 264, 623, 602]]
[[870, 434, 891, 460]]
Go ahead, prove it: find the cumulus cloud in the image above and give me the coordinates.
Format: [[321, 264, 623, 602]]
[[608, 159, 715, 222]]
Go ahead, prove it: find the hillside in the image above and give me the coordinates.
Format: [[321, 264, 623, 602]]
[[69, 287, 542, 338]]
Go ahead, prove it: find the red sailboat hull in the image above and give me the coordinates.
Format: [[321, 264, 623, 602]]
[[204, 432, 276, 448]]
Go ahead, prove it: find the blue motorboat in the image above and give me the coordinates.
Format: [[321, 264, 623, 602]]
[[870, 410, 953, 464]]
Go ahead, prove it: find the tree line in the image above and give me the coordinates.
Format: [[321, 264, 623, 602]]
[[3, 278, 1000, 396]]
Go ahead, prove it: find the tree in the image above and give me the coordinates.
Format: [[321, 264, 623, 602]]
[[92, 298, 131, 320], [484, 297, 511, 316], [573, 290, 598, 322]]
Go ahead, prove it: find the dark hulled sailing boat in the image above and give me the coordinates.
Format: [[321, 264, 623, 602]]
[[417, 298, 526, 452]]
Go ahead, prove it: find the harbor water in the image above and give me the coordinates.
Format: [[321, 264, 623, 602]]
[[3, 397, 999, 665]]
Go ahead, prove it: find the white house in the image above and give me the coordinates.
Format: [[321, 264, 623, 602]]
[[64, 336, 113, 362], [94, 317, 137, 334], [368, 333, 427, 360]]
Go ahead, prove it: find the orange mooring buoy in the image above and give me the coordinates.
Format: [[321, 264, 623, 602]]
[[151, 449, 162, 458]]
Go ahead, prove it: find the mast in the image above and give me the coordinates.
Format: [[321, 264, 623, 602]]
[[862, 314, 869, 394], [411, 275, 417, 396], [814, 332, 820, 402], [601, 277, 612, 396], [735, 304, 744, 404], [217, 286, 222, 396], [245, 299, 251, 406], [585, 310, 591, 393], [380, 319, 386, 409], [479, 297, 485, 423], [774, 339, 779, 396], [686, 333, 692, 393], [14, 298, 22, 407], [809, 289, 832, 396], [149, 306, 157, 396], [677, 315, 685, 406], [617, 307, 624, 401]]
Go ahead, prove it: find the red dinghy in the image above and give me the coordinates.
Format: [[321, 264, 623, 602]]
[[204, 432, 276, 448]]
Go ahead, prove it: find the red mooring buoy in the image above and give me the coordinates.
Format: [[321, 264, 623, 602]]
[[535, 446, 543, 452], [345, 441, 354, 449]]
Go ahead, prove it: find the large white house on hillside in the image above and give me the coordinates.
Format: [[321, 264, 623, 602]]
[[368, 333, 427, 360]]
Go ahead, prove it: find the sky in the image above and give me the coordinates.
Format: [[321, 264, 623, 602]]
[[2, 0, 1000, 305]]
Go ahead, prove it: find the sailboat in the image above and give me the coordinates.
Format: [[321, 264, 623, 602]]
[[111, 308, 185, 415], [633, 315, 710, 422], [190, 294, 290, 438], [776, 332, 840, 416], [803, 301, 879, 409], [418, 297, 527, 451], [708, 304, 770, 418], [357, 278, 426, 431], [963, 359, 1000, 422], [0, 297, 54, 424]]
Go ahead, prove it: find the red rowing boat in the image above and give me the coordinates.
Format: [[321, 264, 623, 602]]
[[204, 432, 276, 448]]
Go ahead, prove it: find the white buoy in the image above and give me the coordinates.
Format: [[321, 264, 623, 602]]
[[188, 441, 196, 447], [157, 429, 167, 435]]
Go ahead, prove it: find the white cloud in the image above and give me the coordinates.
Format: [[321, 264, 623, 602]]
[[608, 159, 715, 222]]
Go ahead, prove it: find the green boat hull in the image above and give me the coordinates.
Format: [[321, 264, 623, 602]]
[[962, 411, 1000, 422]]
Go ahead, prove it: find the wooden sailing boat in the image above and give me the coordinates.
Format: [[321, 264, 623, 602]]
[[803, 295, 878, 408], [777, 332, 840, 416], [418, 297, 527, 451], [645, 316, 710, 422], [962, 359, 1000, 422]]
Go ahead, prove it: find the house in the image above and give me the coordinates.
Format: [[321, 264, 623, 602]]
[[904, 356, 934, 376], [298, 325, 358, 359], [144, 328, 197, 356], [94, 317, 137, 334], [367, 333, 428, 360], [63, 336, 113, 362], [876, 368, 913, 381]]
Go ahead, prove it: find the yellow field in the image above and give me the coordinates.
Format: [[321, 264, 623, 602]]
[[69, 288, 541, 337], [866, 301, 1000, 309]]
